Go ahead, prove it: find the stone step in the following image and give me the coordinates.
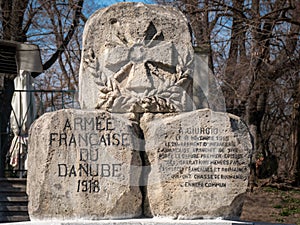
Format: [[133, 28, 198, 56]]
[[0, 178, 29, 223], [0, 178, 27, 183], [0, 186, 26, 192], [0, 210, 29, 217], [0, 179, 27, 190], [0, 205, 28, 212], [0, 195, 28, 202], [0, 215, 30, 223], [0, 192, 27, 198], [0, 181, 26, 188]]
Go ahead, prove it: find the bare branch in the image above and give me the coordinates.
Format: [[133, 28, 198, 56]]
[[33, 0, 84, 77]]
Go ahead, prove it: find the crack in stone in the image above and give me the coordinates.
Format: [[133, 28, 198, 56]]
[[133, 113, 152, 217]]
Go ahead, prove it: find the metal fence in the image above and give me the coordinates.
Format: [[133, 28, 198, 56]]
[[1, 89, 78, 178]]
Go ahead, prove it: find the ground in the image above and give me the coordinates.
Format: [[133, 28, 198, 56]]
[[240, 181, 300, 225]]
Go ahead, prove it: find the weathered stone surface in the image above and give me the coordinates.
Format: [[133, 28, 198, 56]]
[[79, 2, 195, 113], [140, 109, 252, 219], [27, 109, 142, 220], [2, 219, 255, 225]]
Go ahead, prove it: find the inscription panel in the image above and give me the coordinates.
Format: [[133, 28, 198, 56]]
[[48, 114, 132, 193], [158, 127, 249, 189]]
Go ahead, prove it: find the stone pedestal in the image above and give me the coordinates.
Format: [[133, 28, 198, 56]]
[[1, 219, 256, 225]]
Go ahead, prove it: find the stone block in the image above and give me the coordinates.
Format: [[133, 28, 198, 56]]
[[79, 2, 196, 113], [27, 109, 142, 220], [140, 109, 253, 219]]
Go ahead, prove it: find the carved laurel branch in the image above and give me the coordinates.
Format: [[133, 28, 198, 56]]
[[95, 73, 119, 111], [84, 47, 192, 112], [95, 65, 191, 113]]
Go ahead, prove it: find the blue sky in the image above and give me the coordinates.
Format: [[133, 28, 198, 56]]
[[83, 0, 156, 16], [94, 0, 155, 8]]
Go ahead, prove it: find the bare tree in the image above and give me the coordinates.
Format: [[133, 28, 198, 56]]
[[156, 0, 300, 185], [32, 0, 85, 112]]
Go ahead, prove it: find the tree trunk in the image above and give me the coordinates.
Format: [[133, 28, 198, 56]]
[[289, 80, 300, 185], [223, 0, 246, 115]]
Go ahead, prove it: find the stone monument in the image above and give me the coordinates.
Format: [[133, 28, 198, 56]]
[[27, 2, 253, 222]]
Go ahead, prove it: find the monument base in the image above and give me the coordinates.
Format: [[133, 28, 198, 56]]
[[0, 219, 281, 225]]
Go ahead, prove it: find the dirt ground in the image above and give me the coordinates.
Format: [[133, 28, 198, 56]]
[[240, 183, 300, 225]]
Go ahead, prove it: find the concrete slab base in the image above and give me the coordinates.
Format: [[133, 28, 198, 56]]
[[1, 219, 286, 225]]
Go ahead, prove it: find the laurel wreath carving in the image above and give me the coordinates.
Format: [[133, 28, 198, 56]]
[[93, 62, 191, 113]]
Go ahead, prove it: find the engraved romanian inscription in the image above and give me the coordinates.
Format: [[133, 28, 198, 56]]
[[158, 125, 249, 189]]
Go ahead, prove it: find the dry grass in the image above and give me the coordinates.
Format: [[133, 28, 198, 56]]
[[241, 183, 300, 225]]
